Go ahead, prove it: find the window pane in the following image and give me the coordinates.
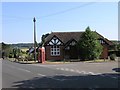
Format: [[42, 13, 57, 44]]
[[57, 52, 60, 55], [51, 52, 53, 55], [57, 48, 60, 51], [51, 45, 60, 56], [54, 48, 56, 51], [51, 46, 53, 48], [57, 46, 59, 48], [53, 48, 55, 51]]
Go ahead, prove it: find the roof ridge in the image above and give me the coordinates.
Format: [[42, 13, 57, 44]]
[[51, 31, 85, 33]]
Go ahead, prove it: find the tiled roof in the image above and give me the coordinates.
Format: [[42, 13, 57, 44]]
[[45, 32, 83, 44], [44, 31, 114, 46]]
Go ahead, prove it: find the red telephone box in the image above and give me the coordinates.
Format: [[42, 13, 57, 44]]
[[38, 47, 45, 63]]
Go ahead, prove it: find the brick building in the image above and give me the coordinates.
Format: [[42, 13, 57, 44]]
[[44, 31, 113, 60]]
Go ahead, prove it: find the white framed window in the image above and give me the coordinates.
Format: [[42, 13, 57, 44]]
[[51, 45, 60, 56]]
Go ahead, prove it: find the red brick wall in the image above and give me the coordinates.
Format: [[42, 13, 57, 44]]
[[45, 46, 64, 60], [45, 45, 109, 60]]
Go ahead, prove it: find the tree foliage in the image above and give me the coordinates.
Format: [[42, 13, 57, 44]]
[[40, 33, 49, 47], [2, 42, 11, 50], [1, 42, 13, 57], [77, 27, 103, 60]]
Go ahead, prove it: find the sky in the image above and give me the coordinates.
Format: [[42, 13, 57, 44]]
[[1, 1, 119, 44]]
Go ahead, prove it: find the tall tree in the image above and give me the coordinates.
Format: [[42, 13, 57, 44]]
[[77, 27, 103, 60]]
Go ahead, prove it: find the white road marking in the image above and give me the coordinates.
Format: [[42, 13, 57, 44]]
[[56, 67, 97, 75], [65, 68, 69, 71], [81, 71, 86, 74], [55, 74, 69, 76], [52, 78, 64, 81], [37, 73, 46, 76], [78, 71, 82, 74], [56, 67, 118, 80], [48, 76, 78, 81], [96, 73, 102, 75], [52, 65, 57, 66], [47, 76, 64, 81], [61, 68, 64, 70], [76, 70, 82, 74], [56, 68, 60, 70], [24, 70, 31, 72], [17, 68, 31, 73], [88, 72, 96, 75], [76, 70, 80, 72], [6, 64, 31, 73], [70, 69, 74, 72]]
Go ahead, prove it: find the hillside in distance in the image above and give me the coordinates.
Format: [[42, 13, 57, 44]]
[[11, 43, 34, 48]]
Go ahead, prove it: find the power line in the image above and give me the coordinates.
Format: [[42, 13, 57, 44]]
[[1, 2, 97, 21], [37, 2, 96, 19]]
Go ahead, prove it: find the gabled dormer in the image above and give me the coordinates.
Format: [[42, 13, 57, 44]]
[[65, 39, 77, 50], [47, 35, 63, 46]]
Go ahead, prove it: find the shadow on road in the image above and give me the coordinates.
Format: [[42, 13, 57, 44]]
[[112, 68, 120, 72], [2, 73, 119, 90]]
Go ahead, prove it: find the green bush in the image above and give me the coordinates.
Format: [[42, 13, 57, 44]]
[[110, 54, 116, 60]]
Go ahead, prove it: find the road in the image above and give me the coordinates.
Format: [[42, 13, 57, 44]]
[[2, 59, 119, 89]]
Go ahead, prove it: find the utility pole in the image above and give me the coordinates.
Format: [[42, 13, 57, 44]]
[[33, 17, 36, 62]]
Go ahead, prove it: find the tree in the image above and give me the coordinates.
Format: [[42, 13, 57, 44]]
[[77, 27, 103, 60], [1, 42, 13, 57], [2, 42, 11, 50], [40, 33, 49, 47]]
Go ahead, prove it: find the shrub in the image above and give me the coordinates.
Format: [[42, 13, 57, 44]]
[[110, 54, 116, 60]]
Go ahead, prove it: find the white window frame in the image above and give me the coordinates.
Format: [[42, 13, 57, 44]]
[[51, 45, 60, 56], [49, 37, 61, 45]]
